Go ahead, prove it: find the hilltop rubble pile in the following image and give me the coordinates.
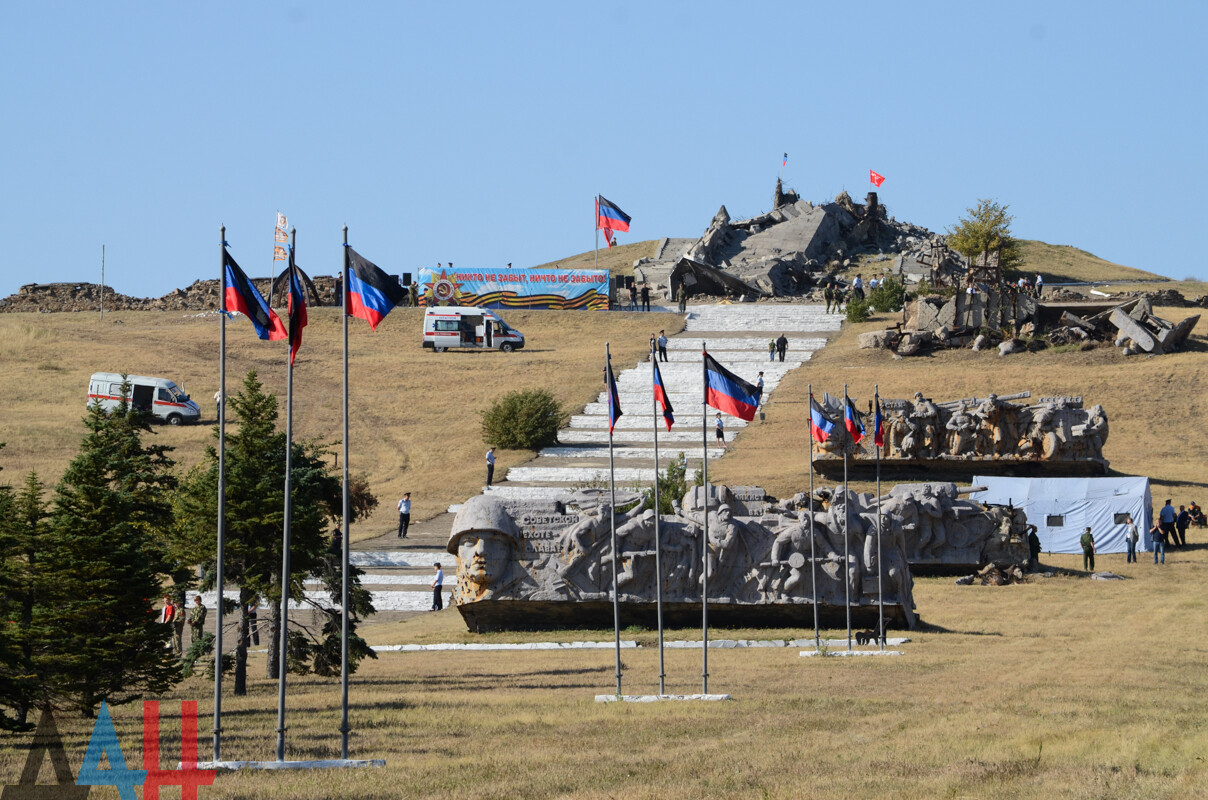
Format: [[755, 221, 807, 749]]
[[1, 276, 340, 314]]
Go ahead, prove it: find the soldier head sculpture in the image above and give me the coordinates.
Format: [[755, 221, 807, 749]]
[[447, 495, 523, 601]]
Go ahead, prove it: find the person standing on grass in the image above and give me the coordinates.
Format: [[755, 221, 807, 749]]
[[1158, 499, 1177, 546], [213, 389, 222, 421], [188, 595, 207, 646], [1026, 524, 1042, 570], [1123, 516, 1139, 564], [431, 563, 444, 611], [714, 412, 726, 451], [397, 492, 411, 539], [485, 447, 496, 486], [1150, 521, 1166, 564], [1175, 505, 1191, 547], [1080, 527, 1096, 572]]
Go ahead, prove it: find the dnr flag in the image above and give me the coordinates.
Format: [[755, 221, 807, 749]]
[[223, 249, 287, 341], [346, 247, 406, 331], [652, 358, 675, 431], [287, 255, 308, 366], [606, 357, 623, 435], [809, 395, 835, 443], [596, 195, 631, 249], [845, 397, 865, 445], [873, 396, 885, 448], [704, 352, 760, 422]]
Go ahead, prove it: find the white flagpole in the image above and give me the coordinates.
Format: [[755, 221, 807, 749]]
[[875, 386, 884, 652], [213, 227, 227, 760], [275, 228, 297, 761], [808, 386, 818, 649], [340, 227, 351, 756], [843, 383, 852, 652], [607, 343, 621, 696], [651, 340, 665, 695], [700, 343, 709, 695]]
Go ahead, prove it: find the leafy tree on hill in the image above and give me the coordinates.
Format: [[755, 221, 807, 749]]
[[947, 198, 1024, 276], [175, 370, 376, 696], [32, 387, 180, 717]]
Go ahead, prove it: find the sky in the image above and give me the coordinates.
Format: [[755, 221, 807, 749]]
[[2, 1, 1206, 300]]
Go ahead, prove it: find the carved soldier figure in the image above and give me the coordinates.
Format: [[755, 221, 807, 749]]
[[910, 393, 941, 458], [615, 509, 658, 593], [447, 496, 526, 603], [887, 407, 920, 459], [945, 401, 978, 456]]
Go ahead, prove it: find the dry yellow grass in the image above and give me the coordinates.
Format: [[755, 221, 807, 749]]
[[1016, 240, 1169, 283], [531, 240, 660, 276], [0, 307, 682, 541], [4, 547, 1207, 798]]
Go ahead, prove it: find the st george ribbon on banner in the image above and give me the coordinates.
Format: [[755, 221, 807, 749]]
[[596, 195, 631, 248], [652, 357, 675, 431], [704, 352, 760, 421], [223, 249, 287, 341], [346, 247, 406, 330], [287, 254, 308, 365]]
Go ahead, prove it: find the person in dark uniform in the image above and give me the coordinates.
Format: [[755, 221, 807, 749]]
[[640, 283, 651, 312], [1080, 527, 1096, 571]]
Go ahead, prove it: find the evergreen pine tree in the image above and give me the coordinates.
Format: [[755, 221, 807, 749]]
[[34, 386, 179, 717], [0, 471, 51, 729], [176, 370, 376, 695]]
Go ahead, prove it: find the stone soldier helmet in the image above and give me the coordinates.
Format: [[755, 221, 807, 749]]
[[446, 495, 522, 556]]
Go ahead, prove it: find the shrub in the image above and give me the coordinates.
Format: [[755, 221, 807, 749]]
[[869, 277, 906, 313], [642, 452, 687, 514], [845, 298, 872, 323], [480, 389, 567, 450]]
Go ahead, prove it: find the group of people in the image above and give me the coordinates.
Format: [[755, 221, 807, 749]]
[[767, 334, 788, 362], [625, 282, 652, 311], [1069, 499, 1202, 571], [158, 594, 210, 657], [1014, 273, 1045, 297], [396, 492, 446, 611]]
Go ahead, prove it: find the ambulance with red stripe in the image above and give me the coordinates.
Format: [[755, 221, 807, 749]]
[[422, 307, 525, 352], [87, 372, 201, 425]]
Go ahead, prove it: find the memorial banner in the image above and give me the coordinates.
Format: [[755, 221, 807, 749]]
[[418, 267, 609, 310]]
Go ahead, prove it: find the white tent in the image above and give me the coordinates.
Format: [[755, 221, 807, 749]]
[[969, 476, 1153, 554]]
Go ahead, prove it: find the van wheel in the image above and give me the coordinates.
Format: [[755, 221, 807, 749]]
[[167, 414, 183, 426], [434, 346, 447, 353], [500, 343, 514, 353]]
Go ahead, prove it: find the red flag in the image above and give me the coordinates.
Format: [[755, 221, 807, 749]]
[[870, 170, 885, 187]]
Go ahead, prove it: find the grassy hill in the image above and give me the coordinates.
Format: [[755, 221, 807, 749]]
[[532, 239, 660, 276], [1017, 239, 1168, 283]]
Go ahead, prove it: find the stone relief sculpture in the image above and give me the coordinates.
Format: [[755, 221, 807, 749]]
[[816, 391, 1109, 470], [447, 480, 1029, 633]]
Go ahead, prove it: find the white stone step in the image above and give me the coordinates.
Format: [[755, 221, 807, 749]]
[[538, 445, 718, 461], [506, 466, 658, 483], [664, 337, 829, 351], [560, 429, 713, 444], [570, 414, 749, 429]]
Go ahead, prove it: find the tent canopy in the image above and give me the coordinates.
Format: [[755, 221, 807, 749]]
[[969, 476, 1153, 554]]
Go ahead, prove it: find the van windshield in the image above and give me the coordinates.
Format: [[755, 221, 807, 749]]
[[165, 384, 187, 402]]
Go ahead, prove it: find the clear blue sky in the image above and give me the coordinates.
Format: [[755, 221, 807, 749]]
[[3, 1, 1205, 300]]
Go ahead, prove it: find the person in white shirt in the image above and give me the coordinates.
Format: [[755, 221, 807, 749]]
[[397, 492, 411, 538], [1123, 516, 1139, 563], [431, 563, 444, 611]]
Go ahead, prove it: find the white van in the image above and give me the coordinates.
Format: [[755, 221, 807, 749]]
[[87, 372, 202, 425], [422, 307, 525, 352]]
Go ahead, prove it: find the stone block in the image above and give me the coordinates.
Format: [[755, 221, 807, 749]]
[[858, 330, 894, 349]]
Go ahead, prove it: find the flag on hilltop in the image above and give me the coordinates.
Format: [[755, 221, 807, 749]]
[[845, 397, 865, 445], [223, 249, 287, 341], [597, 195, 631, 249], [809, 395, 835, 443], [287, 254, 308, 365], [870, 170, 885, 187], [782, 153, 788, 167], [606, 357, 623, 435], [346, 247, 406, 331], [652, 357, 675, 431], [704, 352, 760, 422]]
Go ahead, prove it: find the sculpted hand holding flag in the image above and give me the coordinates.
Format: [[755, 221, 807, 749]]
[[223, 249, 287, 341], [346, 247, 406, 331]]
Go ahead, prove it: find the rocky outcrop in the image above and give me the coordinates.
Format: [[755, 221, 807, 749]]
[[1, 275, 339, 313]]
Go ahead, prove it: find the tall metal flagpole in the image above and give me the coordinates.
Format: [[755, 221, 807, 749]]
[[808, 385, 819, 649], [607, 343, 621, 696], [276, 228, 297, 762], [651, 340, 666, 696], [700, 342, 710, 695], [340, 226, 351, 757], [594, 196, 599, 274], [875, 386, 884, 652], [842, 384, 852, 652], [213, 227, 227, 761], [100, 245, 105, 322]]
